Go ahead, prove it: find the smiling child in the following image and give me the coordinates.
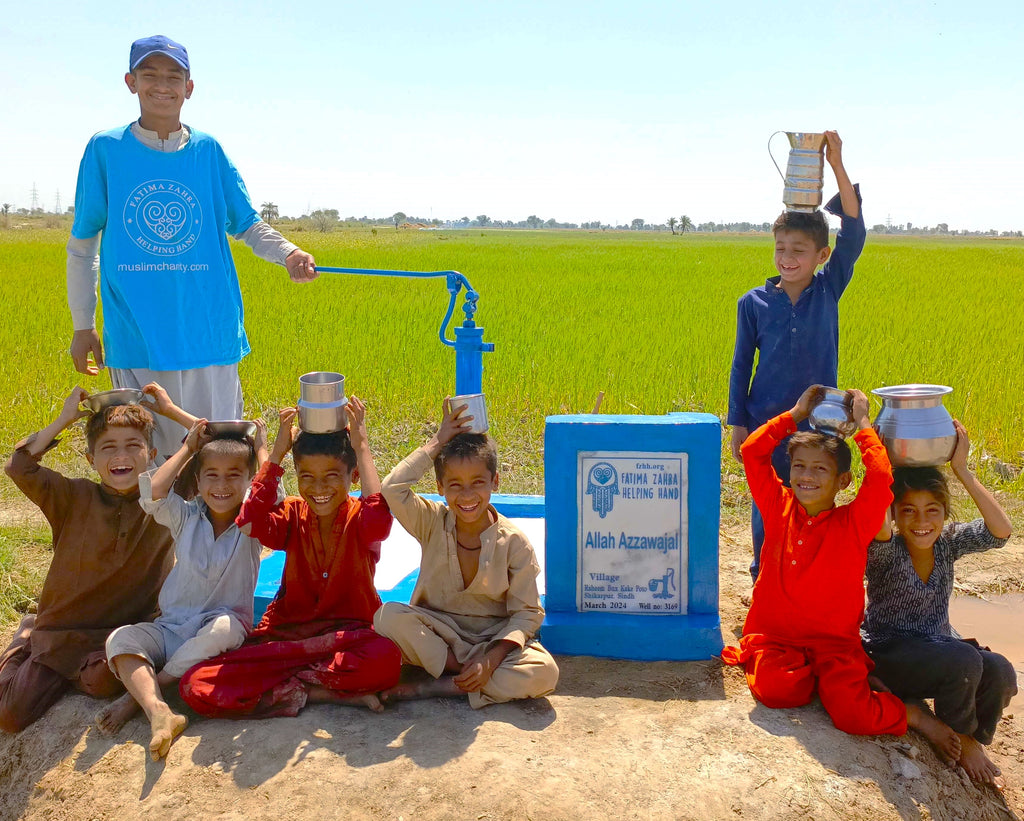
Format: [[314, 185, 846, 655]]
[[178, 398, 401, 718], [0, 387, 179, 732], [99, 412, 268, 760], [721, 385, 961, 753], [728, 131, 865, 581], [374, 397, 559, 707]]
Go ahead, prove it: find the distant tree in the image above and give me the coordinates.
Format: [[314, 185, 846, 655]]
[[631, 218, 645, 231], [936, 222, 949, 234], [545, 218, 558, 228], [679, 215, 694, 233], [476, 214, 490, 227], [667, 216, 678, 235], [525, 215, 542, 229], [309, 209, 339, 233], [392, 211, 407, 230], [0, 202, 10, 228], [260, 202, 279, 222]]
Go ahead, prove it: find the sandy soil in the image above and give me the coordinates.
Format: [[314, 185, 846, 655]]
[[1, 518, 1022, 821]]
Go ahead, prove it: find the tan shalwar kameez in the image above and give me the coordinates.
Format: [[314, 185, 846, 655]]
[[375, 447, 558, 708]]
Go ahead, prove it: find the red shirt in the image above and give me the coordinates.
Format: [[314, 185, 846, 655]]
[[741, 413, 893, 645], [237, 462, 392, 639]]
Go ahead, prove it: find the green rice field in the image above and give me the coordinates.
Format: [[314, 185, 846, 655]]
[[1, 226, 1022, 499]]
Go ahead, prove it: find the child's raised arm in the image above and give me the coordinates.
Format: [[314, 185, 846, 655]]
[[824, 130, 858, 219], [149, 419, 209, 501], [142, 382, 199, 429], [950, 421, 1012, 539], [346, 396, 380, 495], [423, 397, 475, 459], [18, 387, 90, 456]]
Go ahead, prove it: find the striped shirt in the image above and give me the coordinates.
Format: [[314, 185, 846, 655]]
[[862, 519, 1008, 647]]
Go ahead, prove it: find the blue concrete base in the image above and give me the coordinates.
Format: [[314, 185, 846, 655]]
[[541, 611, 723, 661]]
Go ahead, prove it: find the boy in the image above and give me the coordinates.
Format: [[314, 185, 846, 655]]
[[98, 418, 268, 761], [721, 385, 961, 757], [178, 398, 401, 718], [0, 385, 187, 732], [727, 131, 864, 580], [374, 399, 558, 708], [66, 34, 318, 458]]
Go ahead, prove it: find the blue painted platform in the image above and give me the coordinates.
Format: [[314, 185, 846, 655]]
[[253, 493, 546, 621]]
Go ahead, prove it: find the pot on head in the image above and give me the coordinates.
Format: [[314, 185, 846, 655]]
[[808, 388, 856, 438], [451, 393, 489, 434], [769, 131, 827, 212], [872, 384, 956, 467], [297, 371, 348, 433]]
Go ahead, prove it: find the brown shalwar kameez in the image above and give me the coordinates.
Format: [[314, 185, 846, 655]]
[[0, 446, 174, 732]]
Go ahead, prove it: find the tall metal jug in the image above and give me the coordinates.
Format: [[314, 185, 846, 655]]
[[769, 131, 826, 212]]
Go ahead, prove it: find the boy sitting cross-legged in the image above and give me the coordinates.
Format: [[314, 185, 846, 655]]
[[721, 385, 961, 758], [97, 414, 269, 760], [178, 397, 401, 718], [0, 386, 184, 732], [374, 398, 559, 707]]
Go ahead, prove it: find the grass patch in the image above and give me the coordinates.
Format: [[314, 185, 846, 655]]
[[0, 523, 51, 633]]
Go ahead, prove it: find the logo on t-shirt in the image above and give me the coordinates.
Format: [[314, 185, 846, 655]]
[[122, 179, 203, 256]]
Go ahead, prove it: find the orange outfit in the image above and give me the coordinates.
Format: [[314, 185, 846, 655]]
[[721, 412, 907, 736]]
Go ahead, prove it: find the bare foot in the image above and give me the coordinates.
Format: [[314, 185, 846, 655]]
[[906, 703, 961, 764], [958, 734, 1005, 790], [306, 686, 386, 713], [149, 708, 188, 761], [95, 692, 141, 735], [380, 676, 464, 704]]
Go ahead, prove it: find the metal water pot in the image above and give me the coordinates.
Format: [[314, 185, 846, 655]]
[[871, 385, 956, 467], [297, 371, 348, 433], [769, 131, 826, 212], [808, 388, 856, 438]]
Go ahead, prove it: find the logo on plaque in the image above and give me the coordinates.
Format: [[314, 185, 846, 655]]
[[585, 462, 619, 518]]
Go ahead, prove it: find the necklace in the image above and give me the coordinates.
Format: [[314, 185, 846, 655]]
[[457, 540, 482, 551]]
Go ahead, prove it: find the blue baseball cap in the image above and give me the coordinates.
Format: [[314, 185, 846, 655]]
[[129, 35, 190, 72]]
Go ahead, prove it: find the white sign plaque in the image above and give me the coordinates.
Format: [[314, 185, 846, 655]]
[[577, 451, 688, 614]]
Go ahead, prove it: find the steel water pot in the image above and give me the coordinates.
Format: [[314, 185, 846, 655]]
[[808, 388, 856, 438], [297, 371, 348, 433], [871, 384, 956, 467], [769, 131, 826, 212], [451, 393, 489, 434]]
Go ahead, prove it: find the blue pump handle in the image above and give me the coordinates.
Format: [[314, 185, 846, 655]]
[[314, 267, 484, 347]]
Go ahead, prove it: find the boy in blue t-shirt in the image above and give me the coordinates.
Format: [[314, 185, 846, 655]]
[[727, 131, 865, 581], [67, 35, 318, 457]]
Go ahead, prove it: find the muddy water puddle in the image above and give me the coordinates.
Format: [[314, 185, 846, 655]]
[[949, 592, 1024, 709]]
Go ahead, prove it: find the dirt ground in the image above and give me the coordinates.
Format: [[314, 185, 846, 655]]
[[1, 510, 1023, 821]]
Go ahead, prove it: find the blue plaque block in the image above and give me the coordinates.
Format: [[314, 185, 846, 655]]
[[542, 413, 723, 660]]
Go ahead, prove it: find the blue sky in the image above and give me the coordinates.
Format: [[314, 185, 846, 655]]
[[2, 0, 1021, 231]]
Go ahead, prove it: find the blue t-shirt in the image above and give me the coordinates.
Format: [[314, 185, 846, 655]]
[[71, 125, 260, 371]]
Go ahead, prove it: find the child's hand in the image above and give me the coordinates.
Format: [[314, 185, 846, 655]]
[[730, 426, 748, 463], [950, 420, 970, 471], [345, 396, 368, 450], [791, 384, 825, 424], [60, 386, 91, 424], [141, 382, 175, 417], [824, 130, 844, 169], [437, 397, 474, 445], [253, 418, 269, 454], [848, 389, 871, 429], [184, 419, 210, 454], [270, 407, 298, 463], [453, 649, 496, 693]]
